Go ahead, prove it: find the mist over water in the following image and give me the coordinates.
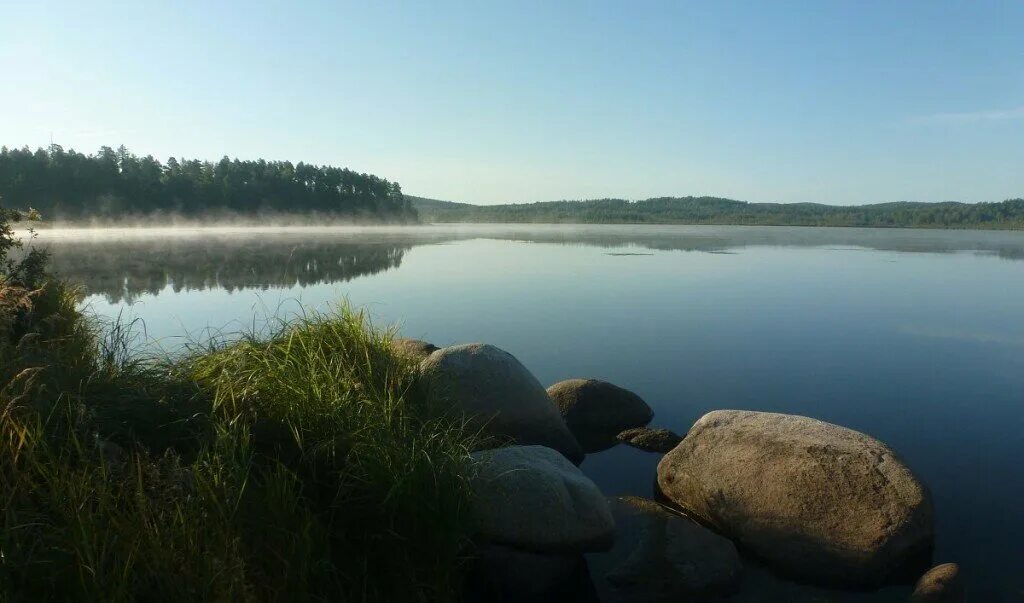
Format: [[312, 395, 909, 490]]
[[31, 224, 1024, 601]]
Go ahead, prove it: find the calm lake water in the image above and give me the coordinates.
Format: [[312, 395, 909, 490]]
[[35, 224, 1024, 601]]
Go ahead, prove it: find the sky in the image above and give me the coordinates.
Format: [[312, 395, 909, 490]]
[[1, 1, 1022, 205]]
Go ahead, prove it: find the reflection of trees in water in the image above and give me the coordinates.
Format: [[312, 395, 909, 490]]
[[39, 226, 1024, 303], [45, 237, 413, 303], [475, 225, 1024, 261]]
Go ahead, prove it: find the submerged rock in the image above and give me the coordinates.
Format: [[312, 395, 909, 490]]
[[657, 410, 934, 586], [420, 344, 583, 463], [392, 337, 439, 360], [910, 563, 965, 602], [605, 496, 741, 601], [547, 379, 653, 452], [470, 445, 615, 553], [616, 426, 682, 453]]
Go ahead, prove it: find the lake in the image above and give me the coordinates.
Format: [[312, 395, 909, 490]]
[[35, 224, 1024, 601]]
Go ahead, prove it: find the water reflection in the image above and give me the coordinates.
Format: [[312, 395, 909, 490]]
[[35, 225, 1024, 302], [44, 235, 412, 303]]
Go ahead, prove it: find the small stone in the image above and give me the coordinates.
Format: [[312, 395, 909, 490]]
[[911, 563, 965, 602], [616, 427, 682, 453]]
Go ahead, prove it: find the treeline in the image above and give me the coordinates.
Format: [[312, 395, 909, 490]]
[[0, 145, 417, 222], [413, 196, 1024, 229]]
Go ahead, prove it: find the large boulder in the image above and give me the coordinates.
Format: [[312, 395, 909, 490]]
[[420, 344, 583, 463], [910, 563, 965, 602], [547, 379, 653, 452], [603, 497, 741, 601], [656, 410, 934, 586], [470, 445, 615, 553], [616, 426, 682, 453]]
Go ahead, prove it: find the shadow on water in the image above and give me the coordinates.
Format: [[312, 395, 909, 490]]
[[35, 225, 1024, 302]]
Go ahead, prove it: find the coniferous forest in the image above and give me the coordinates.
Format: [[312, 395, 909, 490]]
[[2, 145, 1021, 229], [411, 196, 1024, 229], [0, 145, 416, 222]]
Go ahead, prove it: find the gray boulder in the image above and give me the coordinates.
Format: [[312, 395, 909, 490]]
[[547, 379, 653, 452], [656, 410, 934, 586], [392, 337, 439, 360], [470, 445, 615, 553], [420, 344, 583, 463], [604, 497, 741, 601], [911, 563, 965, 602], [616, 427, 682, 453]]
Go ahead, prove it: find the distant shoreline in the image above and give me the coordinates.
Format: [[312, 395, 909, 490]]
[[24, 219, 1024, 233], [409, 195, 1024, 231]]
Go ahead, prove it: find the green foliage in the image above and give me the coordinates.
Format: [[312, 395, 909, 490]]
[[0, 199, 48, 288], [184, 308, 478, 601], [0, 208, 476, 601], [414, 196, 1024, 229], [0, 145, 417, 222]]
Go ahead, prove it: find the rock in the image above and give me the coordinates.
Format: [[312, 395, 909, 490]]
[[604, 497, 741, 601], [616, 427, 682, 453], [656, 410, 934, 586], [911, 563, 965, 602], [470, 445, 615, 553], [465, 545, 599, 603], [547, 379, 653, 452], [392, 337, 439, 360], [421, 344, 583, 463]]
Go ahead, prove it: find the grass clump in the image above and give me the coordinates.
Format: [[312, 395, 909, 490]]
[[185, 308, 479, 601], [0, 228, 478, 601]]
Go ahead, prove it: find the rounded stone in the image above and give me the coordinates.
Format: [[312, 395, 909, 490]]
[[420, 344, 583, 463], [910, 563, 965, 602], [616, 427, 682, 453], [656, 410, 934, 586], [470, 445, 615, 553], [392, 337, 439, 360], [547, 379, 653, 452]]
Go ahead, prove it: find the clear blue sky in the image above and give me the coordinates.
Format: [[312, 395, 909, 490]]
[[2, 1, 1022, 205]]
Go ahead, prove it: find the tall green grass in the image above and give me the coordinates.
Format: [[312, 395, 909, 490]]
[[0, 283, 477, 602]]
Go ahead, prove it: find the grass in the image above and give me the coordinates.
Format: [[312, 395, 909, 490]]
[[0, 280, 478, 602]]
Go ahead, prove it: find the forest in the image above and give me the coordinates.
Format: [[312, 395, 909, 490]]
[[411, 196, 1024, 229], [0, 145, 417, 222]]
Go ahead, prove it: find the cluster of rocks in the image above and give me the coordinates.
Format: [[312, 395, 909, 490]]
[[398, 338, 962, 602]]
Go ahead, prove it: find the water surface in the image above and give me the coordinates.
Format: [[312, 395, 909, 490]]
[[36, 224, 1024, 601]]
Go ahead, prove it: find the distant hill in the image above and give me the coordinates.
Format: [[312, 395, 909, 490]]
[[410, 195, 1024, 230]]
